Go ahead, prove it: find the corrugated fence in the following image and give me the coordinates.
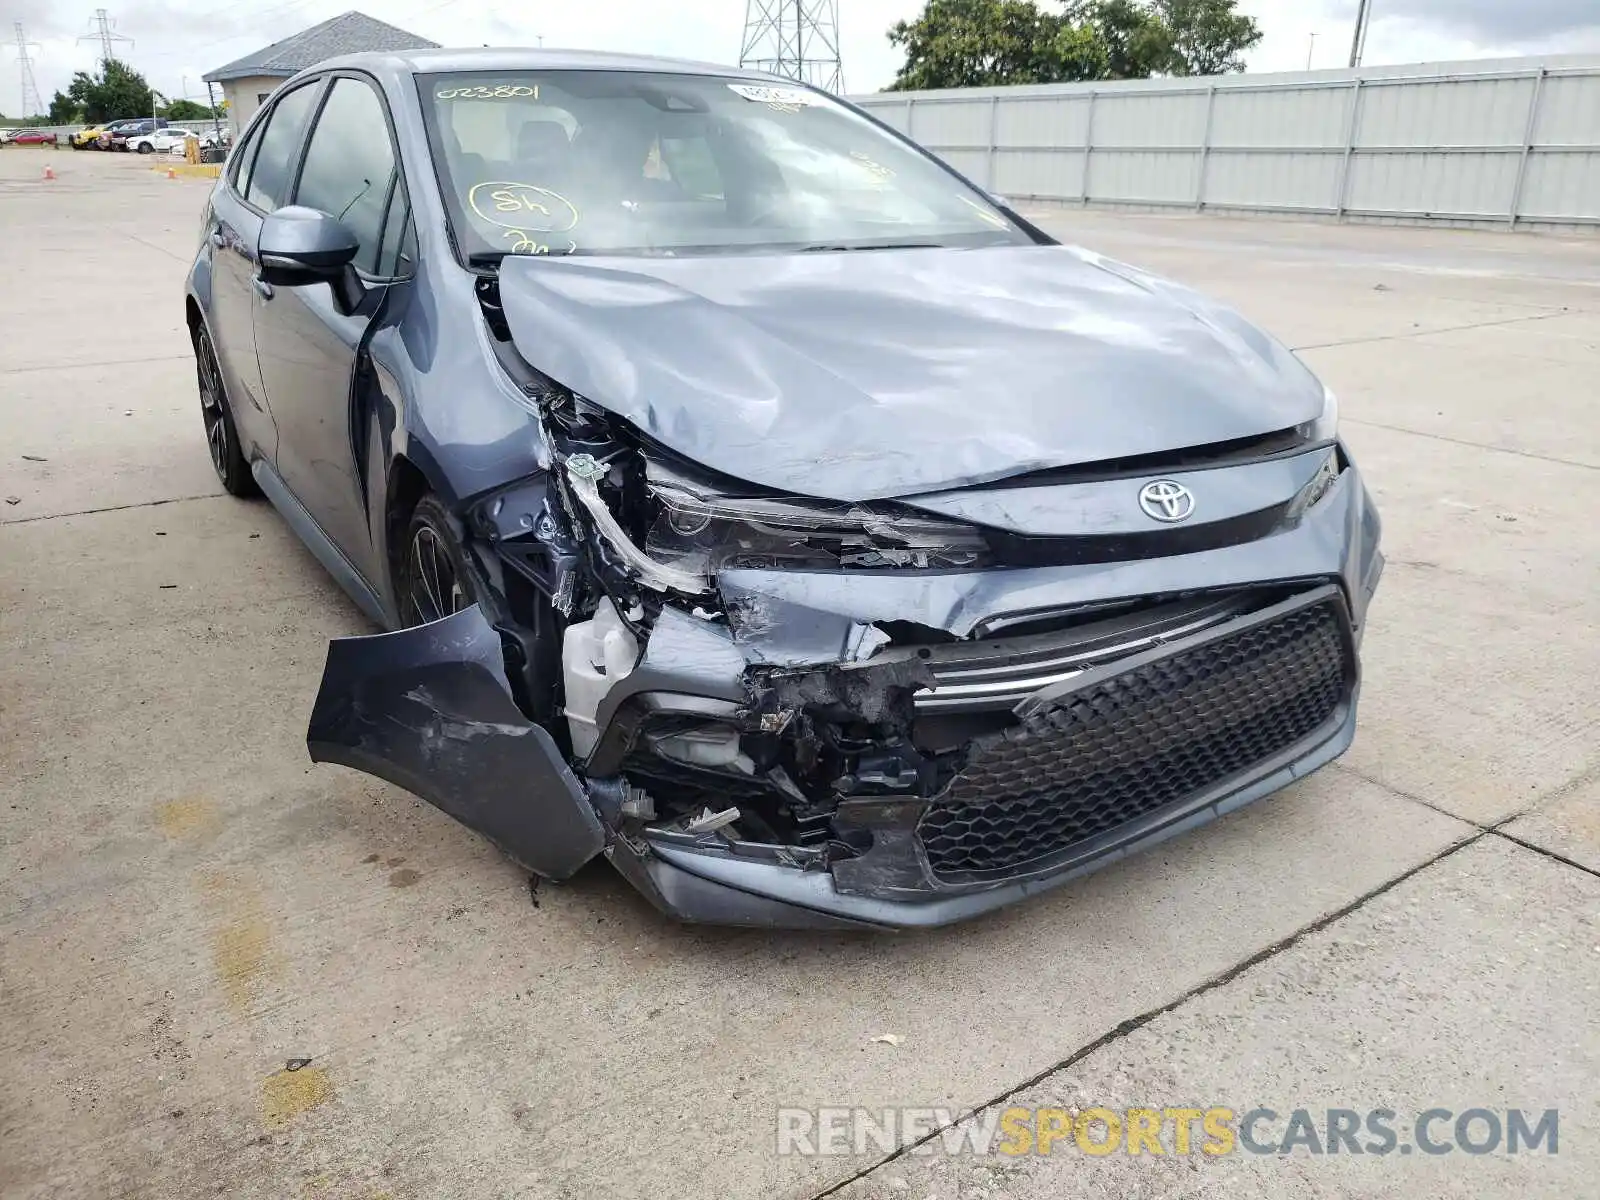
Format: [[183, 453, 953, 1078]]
[[850, 56, 1600, 231]]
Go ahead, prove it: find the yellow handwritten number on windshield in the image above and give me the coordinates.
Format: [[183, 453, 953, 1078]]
[[466, 182, 579, 233]]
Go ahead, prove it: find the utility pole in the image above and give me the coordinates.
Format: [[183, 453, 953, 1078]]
[[11, 23, 44, 118], [78, 8, 135, 69], [740, 0, 844, 93], [1306, 32, 1317, 71], [206, 79, 225, 146], [1348, 0, 1373, 69]]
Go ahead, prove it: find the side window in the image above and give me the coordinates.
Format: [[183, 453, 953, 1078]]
[[228, 120, 262, 192], [245, 82, 321, 213], [293, 77, 397, 274], [374, 177, 416, 278]]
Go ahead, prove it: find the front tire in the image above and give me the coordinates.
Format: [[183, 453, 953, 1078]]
[[400, 496, 478, 627], [195, 325, 257, 497], [137, 142, 152, 154]]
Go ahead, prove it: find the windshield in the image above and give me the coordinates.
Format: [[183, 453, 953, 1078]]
[[418, 70, 1032, 261]]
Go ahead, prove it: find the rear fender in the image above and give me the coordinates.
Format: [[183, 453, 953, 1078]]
[[307, 604, 605, 879]]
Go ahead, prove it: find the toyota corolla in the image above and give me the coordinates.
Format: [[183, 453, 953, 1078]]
[[185, 48, 1383, 930]]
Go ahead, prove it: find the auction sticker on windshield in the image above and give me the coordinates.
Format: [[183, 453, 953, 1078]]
[[727, 83, 819, 111]]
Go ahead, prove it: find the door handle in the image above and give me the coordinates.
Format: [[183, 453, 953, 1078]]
[[252, 277, 274, 300]]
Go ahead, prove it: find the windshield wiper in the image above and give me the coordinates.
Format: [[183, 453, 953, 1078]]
[[796, 241, 948, 253], [468, 249, 591, 269]]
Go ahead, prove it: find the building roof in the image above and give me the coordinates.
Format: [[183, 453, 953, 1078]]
[[204, 11, 438, 83]]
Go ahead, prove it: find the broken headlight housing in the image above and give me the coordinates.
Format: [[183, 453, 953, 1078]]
[[642, 463, 992, 576]]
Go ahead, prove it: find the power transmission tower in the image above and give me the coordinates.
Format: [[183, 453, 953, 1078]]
[[1347, 0, 1373, 68], [11, 24, 44, 117], [740, 0, 844, 93], [79, 8, 135, 69]]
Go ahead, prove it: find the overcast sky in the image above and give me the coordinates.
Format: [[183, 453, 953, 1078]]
[[4, 0, 1600, 117]]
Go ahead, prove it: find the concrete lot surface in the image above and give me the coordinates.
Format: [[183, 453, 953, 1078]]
[[2, 149, 1597, 1199]]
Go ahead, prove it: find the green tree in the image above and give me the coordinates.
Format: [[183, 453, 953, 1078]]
[[887, 0, 1108, 90], [48, 91, 84, 124], [885, 0, 1261, 89], [1148, 0, 1262, 76], [161, 98, 219, 121], [65, 59, 155, 124], [1073, 0, 1169, 78]]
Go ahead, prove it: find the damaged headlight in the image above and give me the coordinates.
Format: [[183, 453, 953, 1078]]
[[643, 463, 992, 576]]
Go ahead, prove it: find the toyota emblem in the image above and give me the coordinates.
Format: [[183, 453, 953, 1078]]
[[1138, 480, 1195, 523]]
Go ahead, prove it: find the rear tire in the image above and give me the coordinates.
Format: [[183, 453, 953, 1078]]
[[195, 325, 258, 498]]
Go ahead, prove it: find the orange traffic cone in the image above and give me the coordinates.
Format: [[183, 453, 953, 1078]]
[[166, 166, 176, 180], [42, 164, 55, 181]]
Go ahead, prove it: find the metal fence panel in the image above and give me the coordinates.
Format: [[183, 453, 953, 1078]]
[[994, 95, 1091, 148], [1092, 92, 1208, 147], [1522, 151, 1600, 219], [993, 148, 1085, 198], [852, 55, 1600, 230], [1210, 86, 1349, 148], [1347, 150, 1522, 216], [1355, 76, 1532, 147], [998, 148, 1088, 200], [1533, 74, 1600, 144], [913, 98, 994, 147], [1091, 149, 1200, 202], [1205, 151, 1341, 210]]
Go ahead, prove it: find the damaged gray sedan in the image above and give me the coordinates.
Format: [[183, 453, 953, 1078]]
[[186, 48, 1383, 930]]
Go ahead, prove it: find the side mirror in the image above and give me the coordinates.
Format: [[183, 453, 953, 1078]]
[[259, 206, 360, 286]]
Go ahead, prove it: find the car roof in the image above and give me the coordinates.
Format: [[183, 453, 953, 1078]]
[[303, 45, 794, 84]]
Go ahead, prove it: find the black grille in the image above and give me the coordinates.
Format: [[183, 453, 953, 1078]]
[[918, 597, 1350, 883]]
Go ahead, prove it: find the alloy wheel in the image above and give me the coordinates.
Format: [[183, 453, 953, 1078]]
[[196, 332, 229, 480], [406, 526, 468, 625]]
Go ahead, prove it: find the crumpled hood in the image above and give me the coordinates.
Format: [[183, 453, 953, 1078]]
[[497, 244, 1324, 502]]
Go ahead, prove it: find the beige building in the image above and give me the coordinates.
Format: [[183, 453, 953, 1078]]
[[204, 10, 437, 139]]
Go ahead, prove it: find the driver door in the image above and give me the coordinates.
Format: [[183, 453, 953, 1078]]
[[253, 74, 413, 585]]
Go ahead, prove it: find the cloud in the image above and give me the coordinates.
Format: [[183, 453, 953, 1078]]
[[1358, 0, 1600, 46], [4, 0, 1599, 118], [1238, 0, 1600, 72]]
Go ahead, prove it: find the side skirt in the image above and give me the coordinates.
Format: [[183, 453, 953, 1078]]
[[252, 458, 388, 627]]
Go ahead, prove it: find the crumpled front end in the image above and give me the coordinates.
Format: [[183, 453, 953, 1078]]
[[533, 383, 1378, 929], [309, 373, 1382, 931]]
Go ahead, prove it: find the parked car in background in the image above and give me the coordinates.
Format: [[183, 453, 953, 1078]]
[[107, 118, 169, 151], [0, 128, 19, 145], [127, 126, 219, 154], [93, 119, 143, 149], [71, 124, 109, 149], [11, 130, 60, 147]]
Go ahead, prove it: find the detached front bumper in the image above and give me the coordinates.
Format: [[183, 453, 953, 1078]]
[[600, 464, 1383, 931]]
